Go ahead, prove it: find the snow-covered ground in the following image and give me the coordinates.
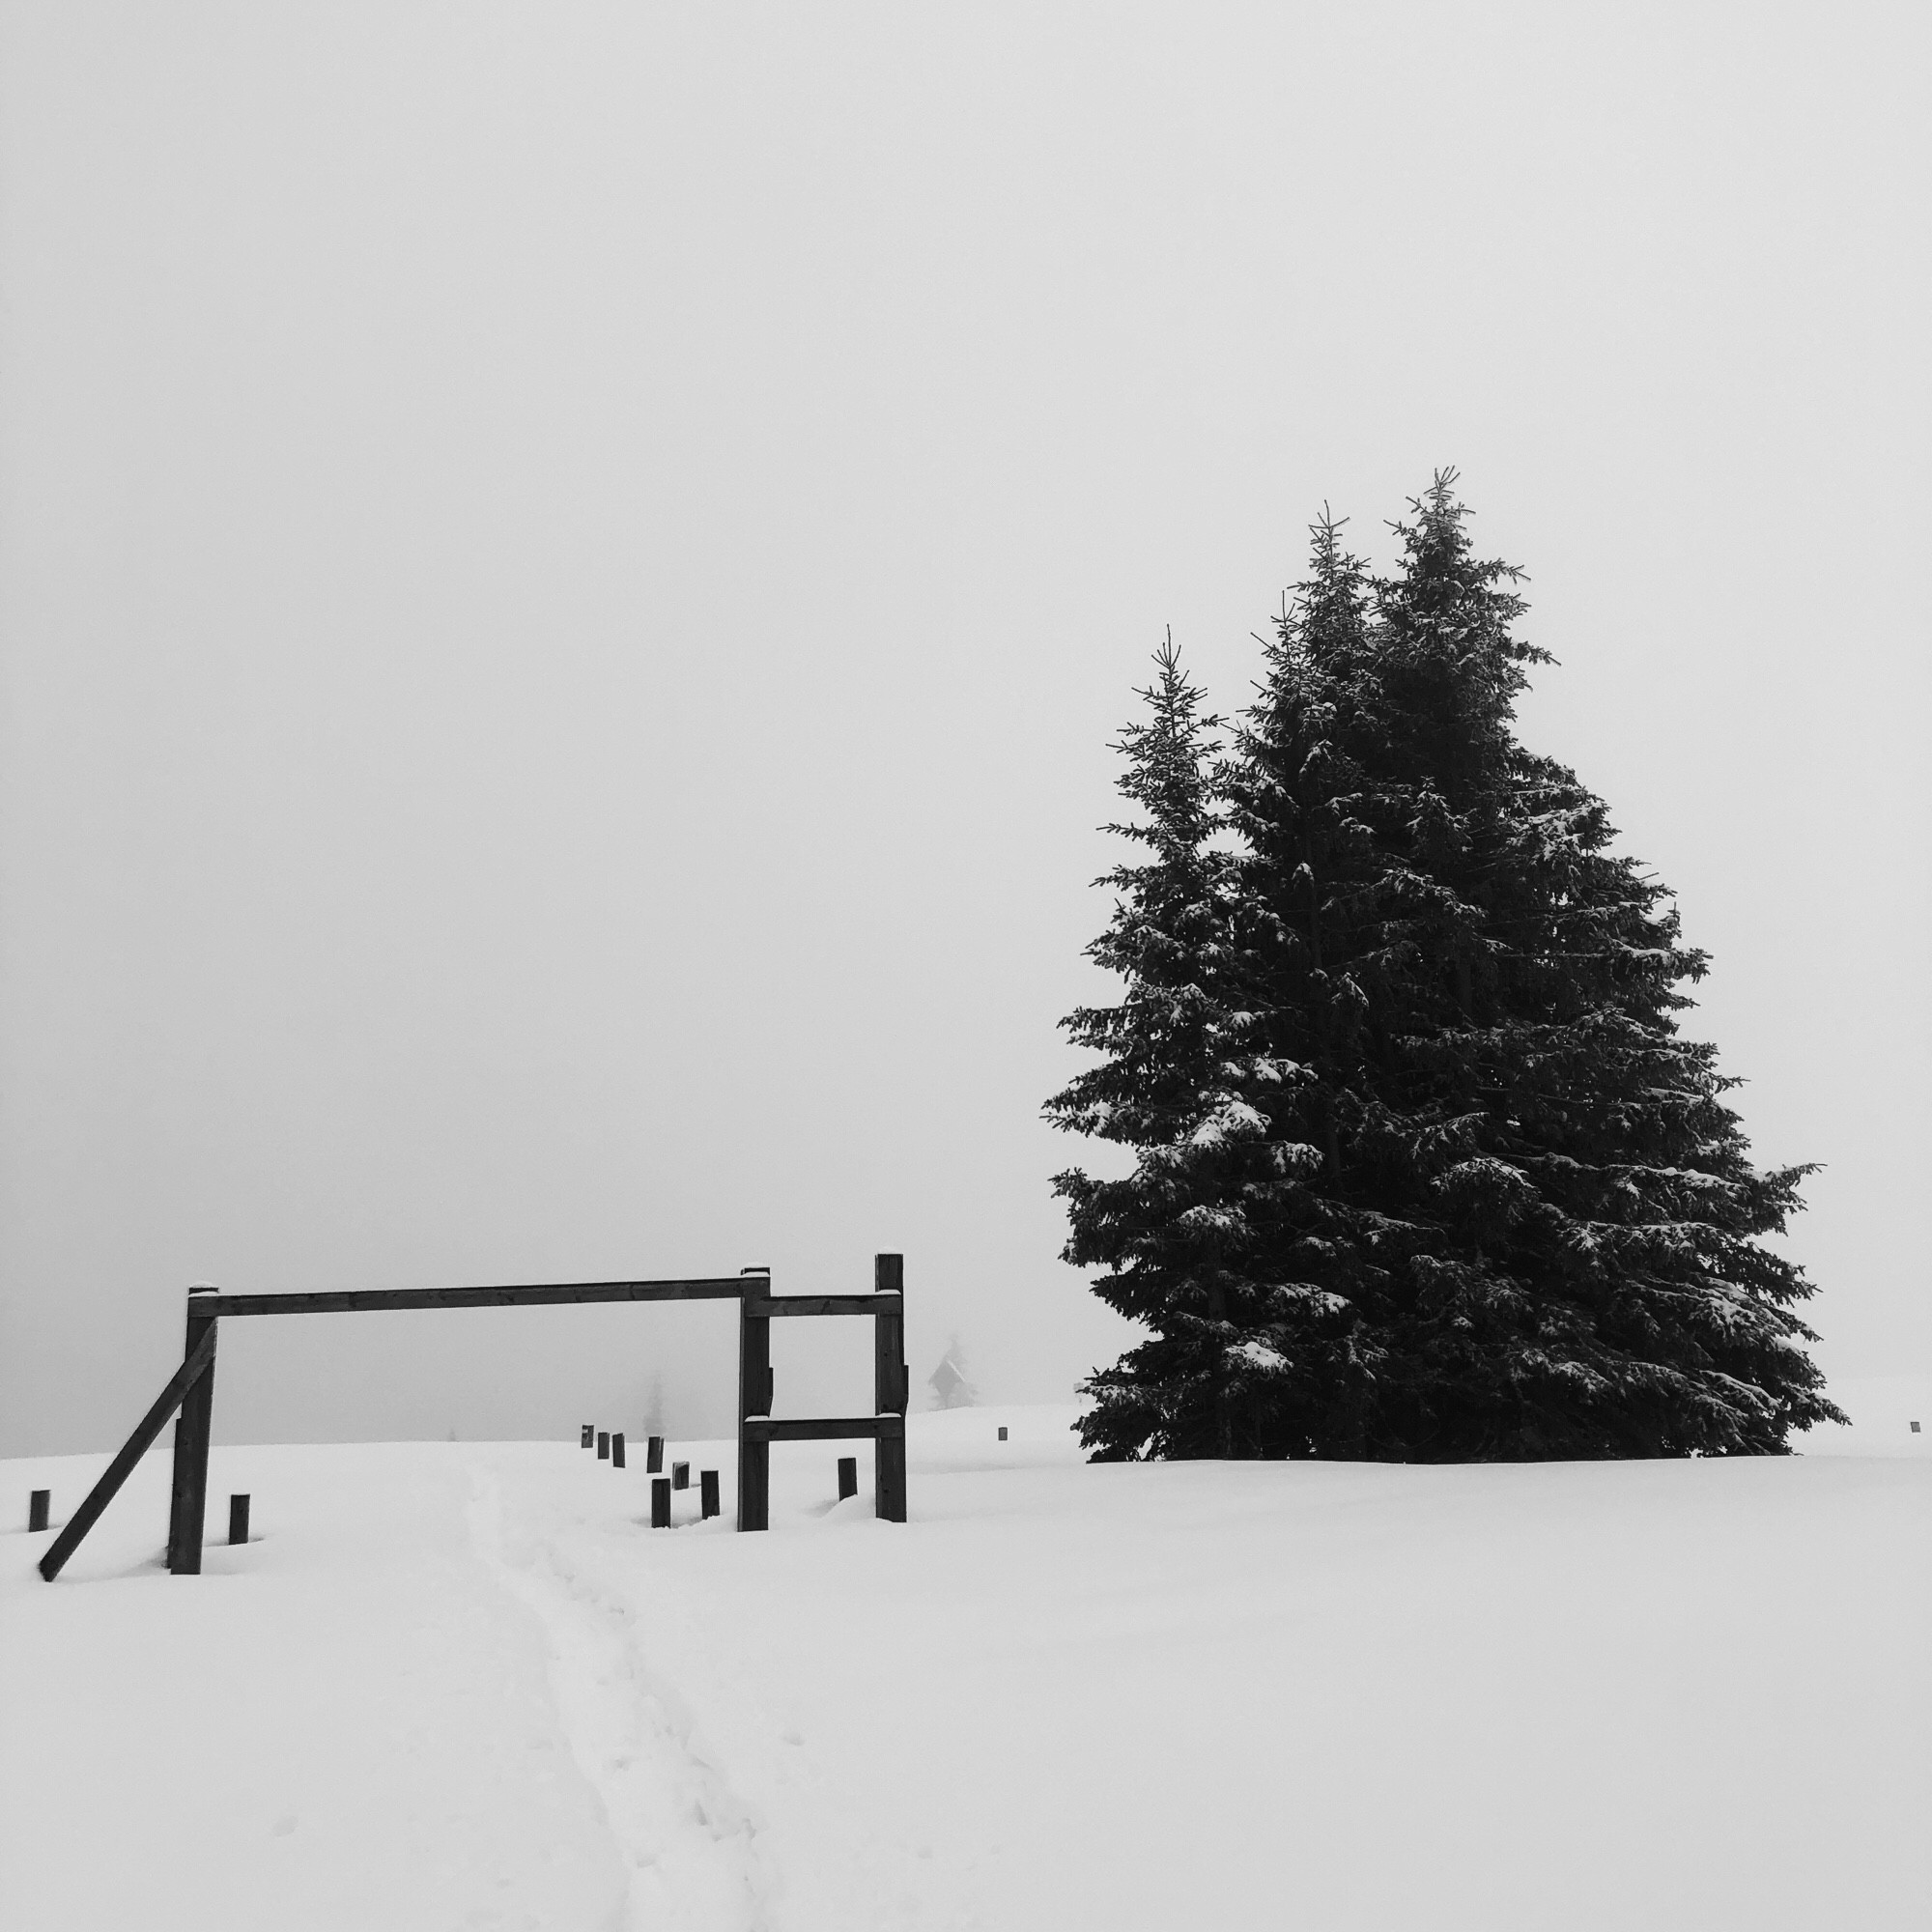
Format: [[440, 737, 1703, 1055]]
[[5, 1403, 1928, 1931]]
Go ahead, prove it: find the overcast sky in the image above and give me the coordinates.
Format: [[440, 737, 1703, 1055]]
[[3, 2, 1925, 1457]]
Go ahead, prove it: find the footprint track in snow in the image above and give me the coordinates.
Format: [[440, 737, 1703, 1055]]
[[465, 1461, 773, 1932]]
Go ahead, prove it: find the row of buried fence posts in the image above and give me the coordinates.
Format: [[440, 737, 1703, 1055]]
[[577, 1425, 734, 1524], [37, 1255, 910, 1580], [581, 1425, 867, 1523]]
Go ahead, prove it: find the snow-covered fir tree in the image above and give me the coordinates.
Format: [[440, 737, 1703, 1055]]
[[1209, 511, 1409, 1455], [1054, 478, 1841, 1461], [1324, 474, 1840, 1456], [1046, 636, 1311, 1460]]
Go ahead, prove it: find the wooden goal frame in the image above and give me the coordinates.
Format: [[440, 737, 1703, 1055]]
[[37, 1256, 909, 1580]]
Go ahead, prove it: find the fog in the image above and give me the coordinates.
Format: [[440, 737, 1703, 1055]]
[[3, 2, 1925, 1455]]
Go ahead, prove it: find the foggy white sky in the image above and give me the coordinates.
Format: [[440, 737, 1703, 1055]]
[[3, 3, 1925, 1456]]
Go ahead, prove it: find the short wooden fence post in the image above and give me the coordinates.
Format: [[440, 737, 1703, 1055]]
[[581, 1424, 593, 1448], [837, 1456, 857, 1500], [650, 1477, 671, 1527], [672, 1461, 689, 1491], [597, 1431, 610, 1460], [29, 1490, 50, 1532], [611, 1432, 625, 1468], [700, 1469, 720, 1518], [872, 1254, 909, 1522], [167, 1286, 221, 1575], [646, 1435, 664, 1473], [228, 1494, 250, 1545]]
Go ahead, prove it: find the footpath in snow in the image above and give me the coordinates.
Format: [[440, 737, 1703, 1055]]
[[4, 1402, 1929, 1932]]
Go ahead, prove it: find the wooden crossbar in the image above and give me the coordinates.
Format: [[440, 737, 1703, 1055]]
[[190, 1277, 749, 1318], [745, 1293, 902, 1319], [741, 1414, 908, 1443], [39, 1326, 218, 1581]]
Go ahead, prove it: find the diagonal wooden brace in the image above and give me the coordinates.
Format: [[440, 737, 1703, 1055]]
[[39, 1323, 218, 1582]]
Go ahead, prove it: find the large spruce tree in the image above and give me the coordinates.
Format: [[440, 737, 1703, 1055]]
[[1053, 476, 1840, 1462]]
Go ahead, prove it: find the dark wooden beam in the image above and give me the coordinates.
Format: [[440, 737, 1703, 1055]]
[[745, 1293, 903, 1319], [190, 1277, 748, 1318], [737, 1275, 773, 1530], [166, 1292, 220, 1574], [742, 1414, 907, 1443], [873, 1253, 909, 1522]]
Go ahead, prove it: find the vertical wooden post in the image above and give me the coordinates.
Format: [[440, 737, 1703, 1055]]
[[29, 1490, 50, 1532], [873, 1253, 908, 1522], [700, 1469, 720, 1519], [597, 1431, 610, 1460], [227, 1494, 250, 1546], [650, 1477, 671, 1527], [611, 1433, 625, 1468], [581, 1424, 594, 1448], [837, 1456, 857, 1500], [646, 1435, 664, 1473], [166, 1286, 220, 1575], [737, 1268, 772, 1531]]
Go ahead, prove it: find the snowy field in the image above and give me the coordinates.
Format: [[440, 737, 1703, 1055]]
[[5, 1401, 1928, 1932]]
